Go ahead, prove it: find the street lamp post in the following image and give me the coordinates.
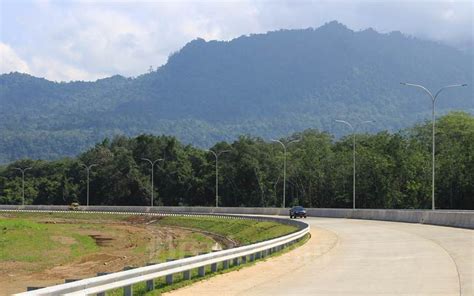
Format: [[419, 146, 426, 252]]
[[14, 167, 32, 206], [81, 164, 97, 207], [141, 158, 163, 207], [335, 120, 373, 209], [400, 82, 467, 210], [271, 139, 300, 208], [254, 167, 265, 206], [208, 149, 230, 207]]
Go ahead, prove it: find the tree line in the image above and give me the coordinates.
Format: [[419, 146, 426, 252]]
[[0, 112, 472, 210]]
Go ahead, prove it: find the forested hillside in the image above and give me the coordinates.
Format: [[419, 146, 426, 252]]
[[0, 21, 472, 163], [0, 112, 472, 210]]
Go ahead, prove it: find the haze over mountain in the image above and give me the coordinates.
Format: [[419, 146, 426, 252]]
[[0, 21, 472, 163]]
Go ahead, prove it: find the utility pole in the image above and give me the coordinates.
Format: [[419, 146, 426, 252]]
[[208, 149, 230, 207], [401, 82, 467, 210], [141, 158, 163, 207], [271, 139, 300, 208], [81, 164, 97, 207], [335, 120, 373, 209], [14, 167, 32, 206]]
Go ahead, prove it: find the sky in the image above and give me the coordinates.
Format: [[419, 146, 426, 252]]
[[0, 0, 472, 82]]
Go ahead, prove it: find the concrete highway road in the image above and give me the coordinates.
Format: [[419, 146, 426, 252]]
[[169, 217, 473, 296]]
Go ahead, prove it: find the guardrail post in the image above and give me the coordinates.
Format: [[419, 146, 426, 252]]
[[198, 265, 206, 277], [241, 255, 247, 264], [123, 266, 134, 296], [96, 272, 109, 296], [249, 253, 255, 262], [255, 251, 261, 260], [166, 259, 174, 284], [145, 263, 156, 291], [182, 255, 192, 280], [198, 253, 206, 277], [211, 262, 217, 273], [222, 259, 229, 269], [233, 257, 240, 266], [183, 269, 191, 280]]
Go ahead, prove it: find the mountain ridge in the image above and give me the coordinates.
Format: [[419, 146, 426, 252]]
[[0, 21, 472, 163]]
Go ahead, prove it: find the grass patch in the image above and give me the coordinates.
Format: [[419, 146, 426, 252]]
[[0, 215, 125, 267], [157, 216, 297, 245], [0, 219, 56, 263], [0, 211, 130, 222], [70, 233, 99, 257]]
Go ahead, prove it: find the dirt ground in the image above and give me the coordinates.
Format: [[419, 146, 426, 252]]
[[0, 214, 229, 296]]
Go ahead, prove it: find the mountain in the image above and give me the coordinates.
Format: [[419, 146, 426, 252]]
[[0, 21, 472, 163]]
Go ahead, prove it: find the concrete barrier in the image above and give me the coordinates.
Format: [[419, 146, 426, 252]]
[[0, 205, 472, 229]]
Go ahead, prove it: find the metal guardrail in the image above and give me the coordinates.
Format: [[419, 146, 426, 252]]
[[4, 208, 309, 296]]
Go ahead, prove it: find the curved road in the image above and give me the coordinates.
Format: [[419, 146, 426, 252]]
[[169, 217, 473, 296]]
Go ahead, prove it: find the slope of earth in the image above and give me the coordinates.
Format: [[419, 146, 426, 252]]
[[0, 212, 295, 295]]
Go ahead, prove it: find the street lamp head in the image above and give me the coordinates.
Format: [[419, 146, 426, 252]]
[[271, 139, 284, 145], [81, 163, 97, 169], [289, 139, 300, 145], [461, 84, 467, 87], [14, 167, 32, 172]]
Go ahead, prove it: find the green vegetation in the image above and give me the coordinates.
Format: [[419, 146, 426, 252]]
[[0, 22, 471, 163], [2, 211, 131, 221], [157, 216, 296, 244], [0, 112, 472, 210], [0, 218, 99, 265]]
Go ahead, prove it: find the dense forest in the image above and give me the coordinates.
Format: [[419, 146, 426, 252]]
[[1, 21, 472, 163], [0, 112, 472, 210]]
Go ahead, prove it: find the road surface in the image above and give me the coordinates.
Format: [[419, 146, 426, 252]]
[[168, 217, 473, 296]]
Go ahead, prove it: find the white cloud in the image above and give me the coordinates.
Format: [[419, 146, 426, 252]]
[[0, 42, 106, 82], [30, 56, 107, 82], [0, 43, 30, 73]]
